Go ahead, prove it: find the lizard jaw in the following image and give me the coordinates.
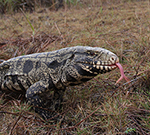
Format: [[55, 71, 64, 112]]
[[82, 62, 118, 74]]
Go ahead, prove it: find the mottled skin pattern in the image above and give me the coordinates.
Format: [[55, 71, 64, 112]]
[[0, 46, 119, 119]]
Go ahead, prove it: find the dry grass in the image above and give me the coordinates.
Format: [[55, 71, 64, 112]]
[[0, 0, 150, 134]]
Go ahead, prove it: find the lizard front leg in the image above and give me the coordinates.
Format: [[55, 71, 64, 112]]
[[25, 81, 65, 120], [26, 81, 52, 119]]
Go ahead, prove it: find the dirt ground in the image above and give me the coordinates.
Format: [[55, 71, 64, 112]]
[[0, 1, 150, 134]]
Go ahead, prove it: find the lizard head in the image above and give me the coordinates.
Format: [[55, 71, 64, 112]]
[[72, 46, 119, 75], [61, 46, 119, 85]]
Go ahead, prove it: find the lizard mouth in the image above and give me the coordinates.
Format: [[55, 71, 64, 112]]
[[82, 61, 118, 74], [89, 62, 130, 83], [85, 62, 130, 84], [92, 64, 117, 71]]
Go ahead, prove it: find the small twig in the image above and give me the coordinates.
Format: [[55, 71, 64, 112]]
[[122, 75, 143, 87], [129, 116, 148, 135], [19, 8, 35, 35], [9, 111, 23, 135], [47, 129, 53, 135], [54, 22, 65, 42], [0, 42, 6, 46], [54, 22, 62, 35], [0, 111, 21, 117], [134, 50, 150, 77], [49, 1, 58, 10], [0, 101, 12, 109], [13, 17, 23, 27], [120, 40, 123, 62], [135, 68, 150, 76], [13, 48, 18, 57], [52, 104, 103, 133]]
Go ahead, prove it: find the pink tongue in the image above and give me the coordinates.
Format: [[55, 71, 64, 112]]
[[115, 63, 130, 84]]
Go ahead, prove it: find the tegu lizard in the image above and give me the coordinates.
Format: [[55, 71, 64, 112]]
[[0, 46, 129, 119]]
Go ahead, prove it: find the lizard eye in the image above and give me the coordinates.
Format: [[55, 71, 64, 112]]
[[87, 51, 95, 56], [90, 52, 95, 56]]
